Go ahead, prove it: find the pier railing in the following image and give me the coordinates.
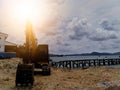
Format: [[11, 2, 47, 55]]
[[51, 58, 120, 69]]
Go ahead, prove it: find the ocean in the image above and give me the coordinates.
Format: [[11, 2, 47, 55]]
[[50, 55, 120, 62]]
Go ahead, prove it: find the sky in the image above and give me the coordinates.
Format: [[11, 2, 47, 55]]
[[0, 0, 120, 54]]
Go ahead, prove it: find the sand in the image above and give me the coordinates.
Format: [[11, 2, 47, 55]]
[[0, 58, 120, 90]]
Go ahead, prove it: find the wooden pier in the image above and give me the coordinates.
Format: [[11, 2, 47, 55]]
[[51, 58, 120, 69]]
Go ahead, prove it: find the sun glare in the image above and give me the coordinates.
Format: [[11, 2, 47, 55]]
[[13, 0, 47, 23], [14, 1, 37, 22]]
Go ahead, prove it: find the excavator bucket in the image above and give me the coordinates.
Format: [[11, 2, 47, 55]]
[[15, 63, 34, 86]]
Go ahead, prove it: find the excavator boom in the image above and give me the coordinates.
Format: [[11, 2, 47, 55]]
[[24, 20, 37, 63]]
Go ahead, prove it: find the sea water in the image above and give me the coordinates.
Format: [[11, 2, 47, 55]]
[[50, 55, 120, 62]]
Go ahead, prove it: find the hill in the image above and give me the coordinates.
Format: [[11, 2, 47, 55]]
[[50, 52, 120, 56]]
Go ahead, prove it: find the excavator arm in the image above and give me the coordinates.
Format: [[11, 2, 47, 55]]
[[24, 20, 37, 63]]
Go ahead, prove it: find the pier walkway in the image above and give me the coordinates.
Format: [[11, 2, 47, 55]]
[[51, 58, 120, 69]]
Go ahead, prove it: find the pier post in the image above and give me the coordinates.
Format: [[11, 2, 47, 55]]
[[103, 59, 105, 65], [72, 61, 78, 69], [93, 60, 96, 66], [59, 61, 64, 68], [108, 59, 110, 65]]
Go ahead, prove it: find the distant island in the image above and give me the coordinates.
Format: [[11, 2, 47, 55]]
[[50, 52, 120, 57]]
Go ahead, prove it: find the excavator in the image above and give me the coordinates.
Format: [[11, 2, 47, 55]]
[[15, 20, 51, 86]]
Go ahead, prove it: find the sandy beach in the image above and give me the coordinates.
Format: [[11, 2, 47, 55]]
[[0, 58, 120, 90]]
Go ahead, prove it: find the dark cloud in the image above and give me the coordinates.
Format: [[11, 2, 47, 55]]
[[99, 19, 114, 30], [66, 17, 90, 40], [64, 43, 70, 46], [99, 18, 120, 31], [69, 25, 89, 40]]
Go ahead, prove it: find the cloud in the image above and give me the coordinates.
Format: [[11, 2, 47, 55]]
[[88, 28, 118, 41], [66, 17, 91, 40], [61, 17, 118, 42]]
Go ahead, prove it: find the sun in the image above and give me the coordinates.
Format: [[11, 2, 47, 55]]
[[18, 3, 35, 20], [13, 0, 47, 23], [13, 0, 37, 22]]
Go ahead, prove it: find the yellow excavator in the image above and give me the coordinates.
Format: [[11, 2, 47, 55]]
[[15, 20, 51, 86]]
